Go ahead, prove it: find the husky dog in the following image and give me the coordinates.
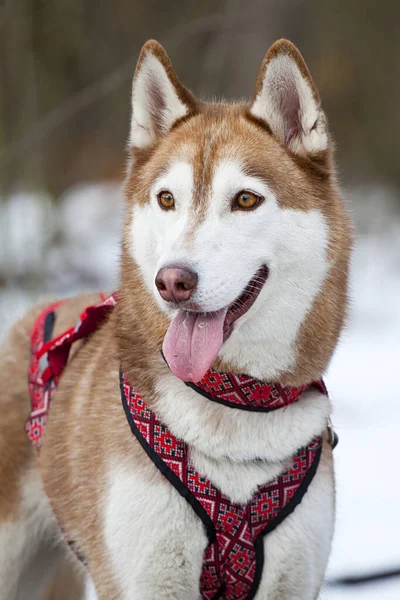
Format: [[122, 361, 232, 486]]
[[0, 39, 351, 600]]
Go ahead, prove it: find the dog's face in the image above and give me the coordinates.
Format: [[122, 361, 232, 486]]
[[124, 40, 351, 384]]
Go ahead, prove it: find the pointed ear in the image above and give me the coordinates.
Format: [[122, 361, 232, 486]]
[[129, 40, 196, 149], [249, 39, 328, 156]]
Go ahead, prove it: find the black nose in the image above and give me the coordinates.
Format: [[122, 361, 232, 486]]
[[155, 267, 198, 303]]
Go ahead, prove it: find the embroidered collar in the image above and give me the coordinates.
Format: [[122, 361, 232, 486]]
[[185, 370, 326, 412]]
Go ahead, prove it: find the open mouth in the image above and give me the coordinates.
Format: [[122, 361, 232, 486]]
[[162, 264, 269, 382], [223, 264, 269, 340]]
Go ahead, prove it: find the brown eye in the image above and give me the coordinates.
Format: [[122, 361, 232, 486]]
[[158, 191, 175, 210], [233, 191, 263, 211]]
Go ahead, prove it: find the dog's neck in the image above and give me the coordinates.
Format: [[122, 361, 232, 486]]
[[147, 364, 330, 502], [115, 280, 331, 500], [115, 291, 329, 419], [152, 368, 330, 461]]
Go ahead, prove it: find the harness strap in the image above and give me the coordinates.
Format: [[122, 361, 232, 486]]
[[120, 371, 323, 600], [27, 294, 337, 600], [37, 294, 117, 387]]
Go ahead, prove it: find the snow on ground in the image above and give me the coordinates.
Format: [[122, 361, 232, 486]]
[[325, 578, 400, 600], [0, 185, 399, 597], [324, 226, 400, 598]]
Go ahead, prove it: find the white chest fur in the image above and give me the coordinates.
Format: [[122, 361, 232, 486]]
[[104, 445, 334, 600], [103, 376, 333, 599]]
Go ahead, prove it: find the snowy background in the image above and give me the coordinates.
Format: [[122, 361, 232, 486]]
[[0, 183, 399, 598], [324, 189, 400, 598]]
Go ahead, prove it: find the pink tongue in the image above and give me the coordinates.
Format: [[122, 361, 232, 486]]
[[163, 308, 227, 382]]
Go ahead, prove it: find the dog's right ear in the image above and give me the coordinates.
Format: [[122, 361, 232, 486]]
[[249, 40, 328, 157], [129, 40, 196, 149]]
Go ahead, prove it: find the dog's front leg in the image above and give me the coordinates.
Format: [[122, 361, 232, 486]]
[[99, 464, 207, 600], [257, 444, 335, 599]]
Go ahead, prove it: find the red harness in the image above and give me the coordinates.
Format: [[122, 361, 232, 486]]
[[27, 294, 328, 600]]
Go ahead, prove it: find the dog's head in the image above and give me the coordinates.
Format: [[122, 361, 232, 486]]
[[122, 39, 352, 385]]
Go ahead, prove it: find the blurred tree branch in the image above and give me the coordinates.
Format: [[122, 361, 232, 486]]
[[0, 0, 399, 195]]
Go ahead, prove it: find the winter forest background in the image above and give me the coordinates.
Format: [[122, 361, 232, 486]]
[[1, 1, 400, 598]]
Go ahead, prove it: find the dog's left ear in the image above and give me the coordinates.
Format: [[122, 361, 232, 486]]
[[249, 39, 328, 156], [130, 40, 196, 149]]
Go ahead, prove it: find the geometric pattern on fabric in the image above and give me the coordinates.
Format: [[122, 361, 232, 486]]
[[25, 293, 327, 598], [26, 292, 327, 449], [26, 300, 63, 447], [26, 293, 117, 447], [120, 373, 324, 600], [187, 371, 316, 412]]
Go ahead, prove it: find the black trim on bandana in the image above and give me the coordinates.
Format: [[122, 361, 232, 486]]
[[43, 310, 56, 391], [43, 310, 56, 343], [185, 381, 298, 412], [119, 371, 216, 546], [246, 440, 323, 600], [213, 582, 227, 599], [264, 440, 322, 536], [161, 349, 303, 413]]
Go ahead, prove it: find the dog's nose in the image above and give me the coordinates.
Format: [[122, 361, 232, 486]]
[[155, 267, 198, 303]]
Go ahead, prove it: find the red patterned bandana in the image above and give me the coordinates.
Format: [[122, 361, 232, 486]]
[[26, 294, 327, 599], [26, 293, 117, 446], [185, 371, 318, 412], [121, 373, 323, 600]]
